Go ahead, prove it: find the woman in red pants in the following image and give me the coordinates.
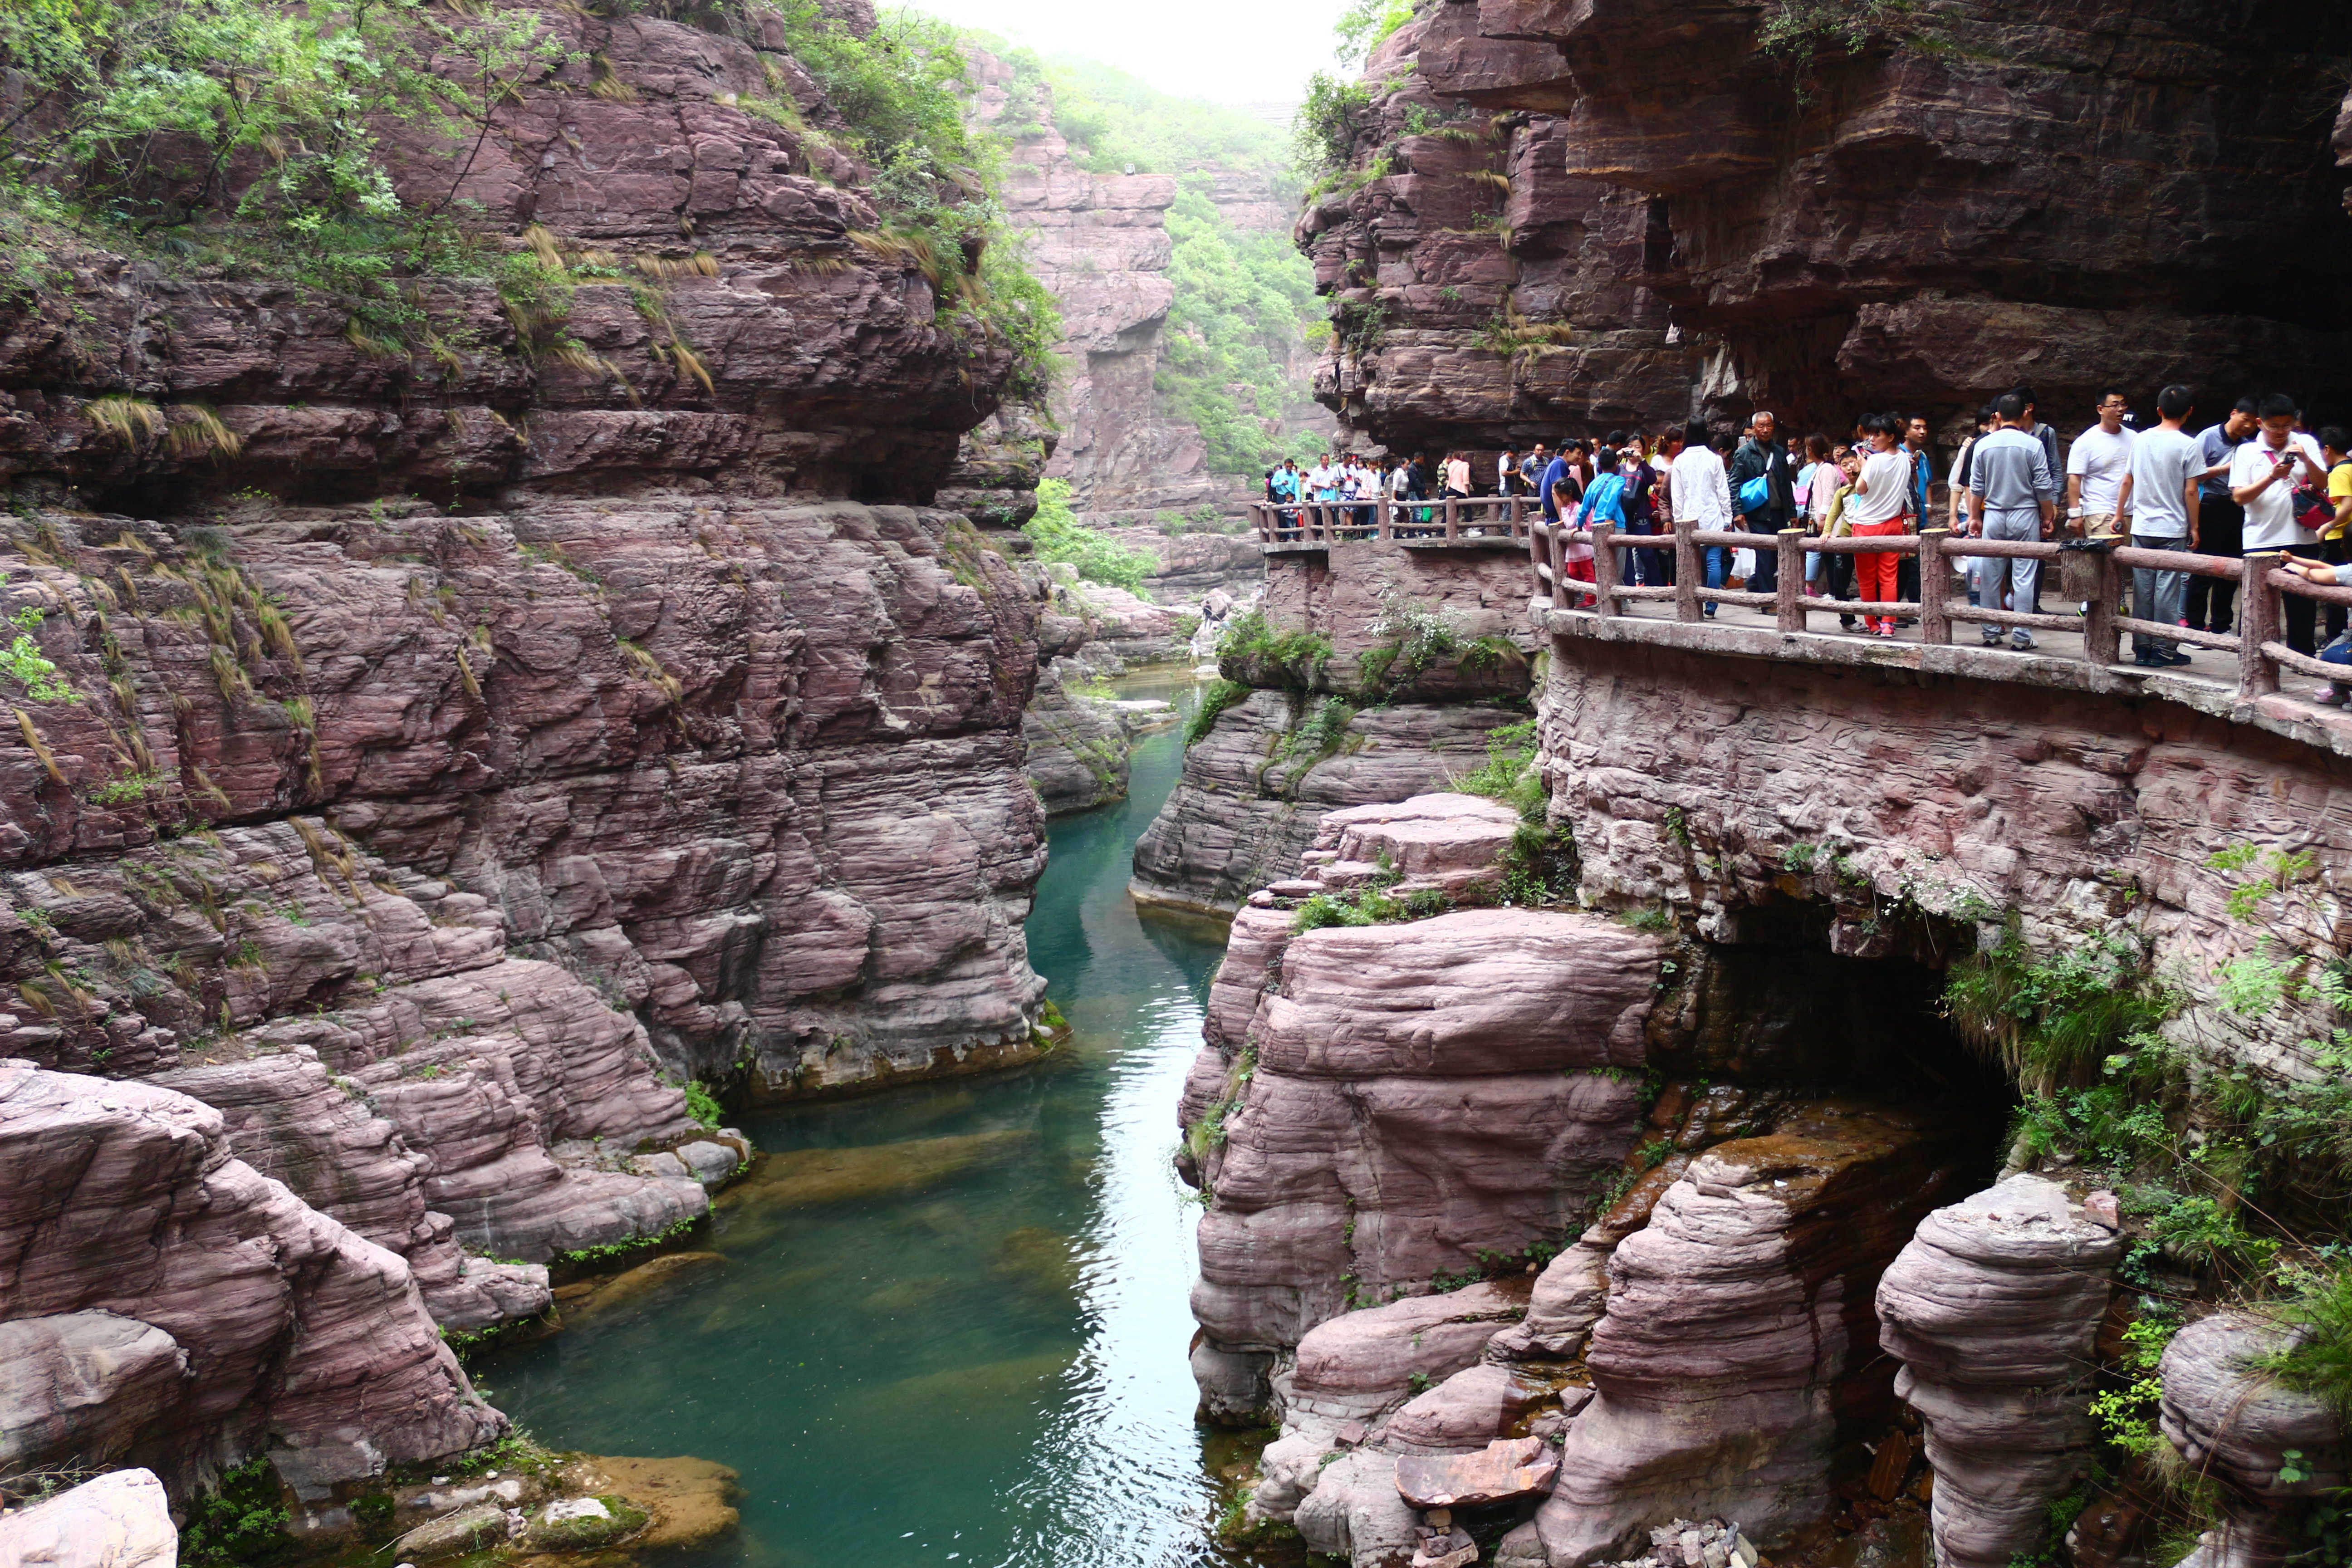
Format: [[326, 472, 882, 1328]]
[[1844, 415, 1914, 636]]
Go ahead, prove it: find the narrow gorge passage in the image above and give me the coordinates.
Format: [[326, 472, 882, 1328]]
[[479, 674, 1243, 1568]]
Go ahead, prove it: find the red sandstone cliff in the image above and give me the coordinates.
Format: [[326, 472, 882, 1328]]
[[1308, 0, 2352, 445], [0, 0, 1060, 1496]]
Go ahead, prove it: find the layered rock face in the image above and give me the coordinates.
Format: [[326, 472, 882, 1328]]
[[1877, 1176, 2122, 1568], [1538, 635, 2352, 1078], [1526, 1105, 1973, 1566], [2, 9, 1022, 506], [1180, 795, 1661, 1417], [963, 56, 1219, 521], [1, 1063, 502, 1497], [1131, 542, 1534, 913], [1393, 0, 2352, 432], [2159, 1313, 2349, 1567], [1298, 8, 1703, 455], [0, 0, 1068, 1499]]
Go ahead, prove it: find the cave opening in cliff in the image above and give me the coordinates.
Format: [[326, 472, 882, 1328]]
[[1655, 899, 2019, 1182]]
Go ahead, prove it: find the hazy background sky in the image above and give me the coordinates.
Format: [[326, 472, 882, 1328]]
[[911, 0, 1342, 108]]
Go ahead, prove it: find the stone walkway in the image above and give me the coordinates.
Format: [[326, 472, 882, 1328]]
[[1595, 585, 2298, 699]]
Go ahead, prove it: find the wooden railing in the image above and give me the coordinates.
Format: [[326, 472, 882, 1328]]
[[1525, 517, 2352, 702], [1250, 498, 1531, 547]]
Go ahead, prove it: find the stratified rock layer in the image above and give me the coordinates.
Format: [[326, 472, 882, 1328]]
[[1877, 1175, 2122, 1568], [1182, 795, 1658, 1421], [0, 1063, 502, 1495], [1299, 9, 1702, 455], [1529, 1104, 1972, 1566], [1448, 0, 2352, 428]]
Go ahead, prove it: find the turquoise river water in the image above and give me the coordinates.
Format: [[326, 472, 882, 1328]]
[[482, 674, 1243, 1568]]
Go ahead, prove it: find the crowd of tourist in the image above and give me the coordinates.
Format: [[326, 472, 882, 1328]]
[[1262, 386, 2352, 697]]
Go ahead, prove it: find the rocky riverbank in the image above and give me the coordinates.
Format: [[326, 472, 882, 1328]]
[[0, 0, 1077, 1532]]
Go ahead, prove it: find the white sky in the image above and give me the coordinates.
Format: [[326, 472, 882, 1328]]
[[910, 0, 1342, 108]]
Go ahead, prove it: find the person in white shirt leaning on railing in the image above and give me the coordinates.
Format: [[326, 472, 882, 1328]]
[[2230, 392, 2330, 664]]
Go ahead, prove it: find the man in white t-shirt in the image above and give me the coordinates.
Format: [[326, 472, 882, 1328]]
[[2123, 384, 2203, 667], [1306, 456, 1335, 503], [2230, 392, 2329, 657], [1665, 419, 1732, 617], [2066, 389, 2136, 540]]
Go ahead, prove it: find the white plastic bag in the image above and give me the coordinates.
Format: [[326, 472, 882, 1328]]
[[1733, 547, 1758, 580]]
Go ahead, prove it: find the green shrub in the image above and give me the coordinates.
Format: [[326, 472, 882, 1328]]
[[180, 1458, 290, 1568], [1024, 480, 1157, 593], [1294, 71, 1372, 178], [682, 1079, 726, 1131], [1184, 678, 1250, 745], [1216, 609, 1332, 688], [1944, 922, 2173, 1094], [1453, 718, 1544, 821], [0, 608, 78, 702], [2261, 1265, 2352, 1416]]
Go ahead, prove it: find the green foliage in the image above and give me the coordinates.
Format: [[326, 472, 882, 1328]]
[[682, 1078, 726, 1131], [1294, 71, 1372, 179], [1185, 1046, 1255, 1165], [1454, 718, 1544, 821], [554, 1214, 699, 1267], [1156, 180, 1325, 476], [1217, 609, 1333, 689], [1945, 921, 2174, 1094], [2087, 1308, 2178, 1456], [1, 0, 563, 334], [349, 1493, 395, 1529], [1184, 677, 1250, 746], [0, 607, 77, 702], [1335, 0, 1418, 65], [180, 1458, 290, 1568], [1755, 0, 1922, 67], [1780, 842, 1819, 875], [2260, 1264, 2352, 1416], [1498, 820, 1575, 907], [1357, 588, 1460, 699], [1023, 479, 1158, 593]]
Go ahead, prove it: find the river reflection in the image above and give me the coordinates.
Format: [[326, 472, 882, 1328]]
[[481, 673, 1236, 1568]]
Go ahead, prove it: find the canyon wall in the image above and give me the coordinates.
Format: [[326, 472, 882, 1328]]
[[0, 0, 1060, 1499], [1130, 543, 1533, 913], [964, 56, 1331, 525], [1298, 11, 1702, 457], [1307, 0, 2352, 451]]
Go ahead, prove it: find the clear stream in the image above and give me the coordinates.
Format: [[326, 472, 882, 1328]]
[[483, 673, 1241, 1568]]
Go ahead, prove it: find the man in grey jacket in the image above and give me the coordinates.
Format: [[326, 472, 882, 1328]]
[[1966, 391, 2058, 650]]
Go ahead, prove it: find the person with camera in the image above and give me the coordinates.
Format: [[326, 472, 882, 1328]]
[[2230, 392, 2330, 665]]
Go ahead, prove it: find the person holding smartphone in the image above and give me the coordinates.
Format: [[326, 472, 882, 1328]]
[[2231, 393, 2329, 663]]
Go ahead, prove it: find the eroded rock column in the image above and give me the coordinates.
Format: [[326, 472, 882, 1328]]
[[1876, 1174, 2122, 1568]]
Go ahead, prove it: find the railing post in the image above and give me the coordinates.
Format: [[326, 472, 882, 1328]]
[[1776, 528, 1805, 633], [1510, 497, 1524, 536], [1444, 498, 1459, 542], [1674, 517, 1700, 623], [1592, 523, 1618, 617], [1918, 529, 1950, 645], [2082, 545, 2122, 667], [1529, 521, 1553, 610], [2239, 552, 2282, 700]]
